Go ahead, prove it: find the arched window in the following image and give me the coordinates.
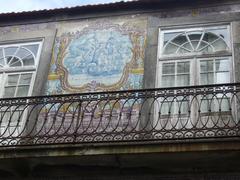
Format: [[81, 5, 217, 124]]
[[162, 30, 229, 55], [158, 25, 232, 88], [0, 41, 42, 98]]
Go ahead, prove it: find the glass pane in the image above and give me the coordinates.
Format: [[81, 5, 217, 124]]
[[203, 32, 219, 43], [163, 43, 178, 55], [19, 74, 32, 85], [4, 87, 16, 98], [164, 32, 179, 45], [200, 60, 213, 72], [188, 32, 202, 40], [22, 55, 34, 66], [191, 40, 199, 50], [177, 62, 189, 73], [16, 48, 31, 59], [4, 47, 18, 56], [0, 49, 3, 66], [180, 43, 192, 53], [16, 86, 29, 97], [162, 75, 175, 87], [211, 39, 228, 51], [172, 34, 187, 45], [215, 59, 229, 71], [7, 74, 19, 86], [215, 72, 230, 84], [0, 58, 4, 67], [0, 48, 3, 59], [201, 73, 214, 85], [162, 63, 175, 74], [210, 28, 230, 45], [198, 42, 214, 53], [177, 75, 190, 86], [7, 57, 22, 67], [23, 44, 39, 57]]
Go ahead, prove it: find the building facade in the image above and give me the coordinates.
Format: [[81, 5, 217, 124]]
[[0, 0, 239, 179]]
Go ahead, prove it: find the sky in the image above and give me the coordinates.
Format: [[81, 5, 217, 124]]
[[0, 0, 126, 13]]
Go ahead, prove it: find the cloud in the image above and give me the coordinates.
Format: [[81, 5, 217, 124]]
[[0, 0, 125, 13]]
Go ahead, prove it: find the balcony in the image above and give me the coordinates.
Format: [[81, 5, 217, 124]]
[[0, 83, 238, 147]]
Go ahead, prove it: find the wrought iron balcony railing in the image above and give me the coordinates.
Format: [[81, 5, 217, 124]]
[[0, 83, 239, 146]]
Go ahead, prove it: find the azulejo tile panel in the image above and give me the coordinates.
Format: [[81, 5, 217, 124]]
[[46, 16, 147, 95]]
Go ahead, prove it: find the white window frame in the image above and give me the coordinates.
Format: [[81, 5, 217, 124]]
[[0, 40, 43, 129], [0, 41, 43, 98], [157, 24, 233, 87]]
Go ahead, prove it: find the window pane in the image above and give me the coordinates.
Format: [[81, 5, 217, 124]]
[[4, 47, 18, 56], [162, 63, 175, 74], [19, 74, 32, 85], [0, 58, 4, 67], [215, 59, 229, 71], [200, 60, 213, 72], [215, 72, 230, 84], [23, 44, 39, 57], [16, 48, 31, 59], [163, 44, 178, 55], [16, 86, 29, 97], [191, 41, 199, 50], [172, 34, 187, 45], [162, 75, 175, 87], [210, 28, 230, 45], [177, 75, 190, 86], [4, 87, 16, 98], [201, 73, 214, 85], [211, 39, 228, 51], [177, 62, 189, 73], [164, 33, 177, 45], [0, 48, 3, 59], [7, 57, 22, 67], [203, 32, 219, 43], [188, 32, 202, 40], [7, 75, 19, 86], [22, 56, 34, 66], [180, 43, 192, 53], [0, 49, 4, 67]]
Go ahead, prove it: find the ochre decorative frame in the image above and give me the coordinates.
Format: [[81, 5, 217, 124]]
[[49, 22, 146, 93]]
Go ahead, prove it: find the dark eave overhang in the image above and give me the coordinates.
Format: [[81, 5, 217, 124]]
[[0, 0, 234, 25]]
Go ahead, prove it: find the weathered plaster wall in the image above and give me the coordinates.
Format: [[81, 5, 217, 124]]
[[46, 15, 147, 95]]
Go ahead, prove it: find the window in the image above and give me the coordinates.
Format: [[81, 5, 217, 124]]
[[156, 25, 233, 127], [0, 41, 42, 98], [0, 41, 42, 127], [158, 25, 232, 87]]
